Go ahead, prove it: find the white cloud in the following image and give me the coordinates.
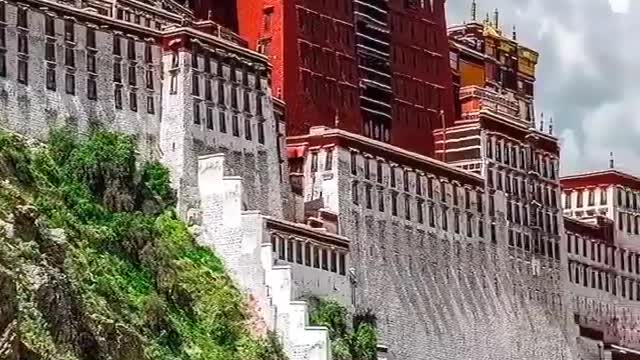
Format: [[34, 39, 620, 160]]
[[609, 0, 630, 13]]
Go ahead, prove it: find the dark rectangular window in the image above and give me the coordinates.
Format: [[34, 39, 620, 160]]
[[147, 96, 155, 114], [113, 61, 122, 83], [146, 70, 153, 90], [114, 86, 123, 109], [311, 152, 318, 172], [442, 208, 448, 231], [129, 91, 137, 111], [205, 107, 214, 129], [86, 28, 96, 48], [113, 36, 121, 55], [45, 42, 55, 62], [390, 168, 396, 187], [127, 39, 136, 60], [0, 27, 5, 48], [232, 115, 239, 136], [65, 47, 75, 67], [378, 189, 385, 212], [45, 16, 54, 36], [391, 192, 398, 216], [338, 253, 346, 275], [219, 112, 227, 133], [321, 249, 328, 271], [296, 242, 303, 265], [429, 204, 435, 227], [350, 152, 357, 175], [377, 160, 383, 183], [231, 86, 238, 109], [257, 121, 265, 144], [352, 182, 359, 205], [466, 213, 473, 237], [193, 103, 201, 125], [478, 219, 484, 238], [65, 73, 75, 95], [18, 33, 28, 54], [144, 44, 152, 63], [304, 243, 311, 266], [416, 175, 422, 195], [417, 200, 424, 224], [365, 185, 372, 209], [404, 195, 411, 220], [477, 193, 483, 213], [330, 251, 337, 273], [203, 54, 211, 73], [0, 3, 5, 22], [87, 77, 97, 100], [64, 20, 74, 42], [87, 52, 96, 73], [218, 81, 225, 104], [17, 60, 28, 84], [454, 212, 460, 234], [192, 73, 200, 96], [17, 8, 27, 29], [205, 79, 212, 100], [427, 178, 433, 198], [256, 94, 263, 116], [128, 65, 136, 86], [45, 67, 56, 90], [244, 118, 252, 140], [243, 91, 251, 112]]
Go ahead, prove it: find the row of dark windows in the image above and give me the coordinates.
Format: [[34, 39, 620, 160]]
[[570, 261, 640, 301], [350, 154, 484, 213], [272, 235, 347, 276], [508, 230, 560, 260], [567, 234, 640, 274], [616, 188, 640, 210], [617, 211, 640, 235], [115, 7, 164, 30], [192, 104, 266, 145], [350, 181, 488, 239], [113, 35, 153, 63], [486, 138, 557, 180], [113, 61, 154, 90], [566, 188, 608, 208], [191, 45, 262, 91], [114, 86, 155, 114], [191, 75, 263, 117], [487, 168, 558, 209]]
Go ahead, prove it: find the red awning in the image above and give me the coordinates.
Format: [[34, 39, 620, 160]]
[[287, 145, 307, 158]]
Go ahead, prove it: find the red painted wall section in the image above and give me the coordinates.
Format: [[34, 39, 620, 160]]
[[387, 0, 456, 157]]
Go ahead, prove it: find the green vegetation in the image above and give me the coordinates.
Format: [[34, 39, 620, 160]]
[[308, 297, 377, 360], [0, 129, 286, 360]]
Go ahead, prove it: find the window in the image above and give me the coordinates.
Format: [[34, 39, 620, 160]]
[[129, 91, 137, 111], [64, 20, 74, 42], [404, 195, 411, 220], [113, 61, 122, 83], [147, 96, 155, 114], [576, 190, 583, 207], [257, 121, 265, 144], [442, 208, 448, 231], [207, 107, 213, 130], [218, 81, 225, 104], [87, 52, 96, 73], [588, 190, 595, 206], [144, 44, 152, 63], [243, 91, 251, 113], [325, 150, 333, 171], [490, 223, 496, 243], [87, 28, 96, 49], [477, 193, 483, 213], [601, 187, 608, 205], [114, 86, 123, 109], [17, 8, 27, 29], [321, 249, 328, 271], [18, 33, 28, 54], [350, 153, 357, 175], [310, 152, 318, 173], [390, 168, 396, 187], [219, 111, 227, 133], [87, 77, 97, 100], [427, 177, 433, 198], [193, 102, 201, 125], [113, 35, 121, 56], [45, 16, 54, 36], [65, 47, 75, 67], [65, 73, 75, 95], [364, 159, 370, 179], [391, 192, 398, 216], [478, 219, 484, 238], [192, 73, 200, 96], [244, 118, 252, 140], [377, 161, 383, 183], [127, 39, 136, 60], [489, 195, 495, 217], [45, 42, 55, 62], [17, 60, 28, 83], [452, 185, 458, 206], [440, 182, 446, 202], [232, 115, 240, 136], [403, 171, 409, 192], [378, 189, 385, 212], [231, 86, 238, 109], [46, 67, 56, 90], [146, 70, 153, 90], [352, 182, 359, 205], [128, 65, 136, 86], [366, 185, 372, 209]]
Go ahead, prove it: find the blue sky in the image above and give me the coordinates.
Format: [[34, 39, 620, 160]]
[[447, 0, 637, 176]]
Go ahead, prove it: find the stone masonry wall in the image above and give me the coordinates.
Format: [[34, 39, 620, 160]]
[[328, 145, 578, 360], [0, 3, 161, 159]]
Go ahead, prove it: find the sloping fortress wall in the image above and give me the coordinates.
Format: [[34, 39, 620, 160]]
[[288, 127, 578, 360]]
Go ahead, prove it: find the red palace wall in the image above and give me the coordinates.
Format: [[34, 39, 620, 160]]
[[230, 0, 455, 157], [388, 0, 456, 156]]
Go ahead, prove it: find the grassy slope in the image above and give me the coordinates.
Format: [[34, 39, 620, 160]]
[[0, 130, 285, 360]]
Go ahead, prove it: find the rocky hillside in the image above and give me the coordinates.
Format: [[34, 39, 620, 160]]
[[0, 130, 286, 360]]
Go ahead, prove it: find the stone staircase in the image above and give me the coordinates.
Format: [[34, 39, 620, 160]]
[[196, 153, 331, 360]]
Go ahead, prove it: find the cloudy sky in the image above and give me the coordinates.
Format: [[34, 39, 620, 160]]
[[446, 0, 637, 176]]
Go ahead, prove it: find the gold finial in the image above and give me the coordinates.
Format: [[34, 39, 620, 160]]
[[494, 8, 499, 28], [512, 25, 517, 41], [471, 0, 477, 21], [539, 112, 544, 132], [548, 117, 553, 135], [485, 12, 490, 25]]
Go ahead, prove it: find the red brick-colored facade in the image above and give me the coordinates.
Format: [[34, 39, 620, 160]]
[[210, 0, 455, 157]]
